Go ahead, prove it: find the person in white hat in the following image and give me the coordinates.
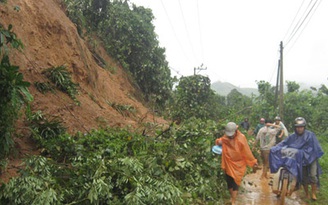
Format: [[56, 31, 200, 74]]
[[215, 122, 258, 205], [254, 119, 281, 179]]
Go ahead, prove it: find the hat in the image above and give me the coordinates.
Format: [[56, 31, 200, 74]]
[[274, 116, 281, 121], [260, 118, 265, 122], [225, 122, 237, 136]]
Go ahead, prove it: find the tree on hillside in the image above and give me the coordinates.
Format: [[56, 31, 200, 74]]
[[64, 0, 173, 107], [0, 24, 32, 158], [170, 75, 225, 121]]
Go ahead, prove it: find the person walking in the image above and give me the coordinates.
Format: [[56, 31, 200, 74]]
[[240, 118, 250, 131], [215, 122, 258, 205], [273, 117, 324, 200], [253, 118, 265, 136], [254, 119, 280, 179], [273, 116, 288, 144]]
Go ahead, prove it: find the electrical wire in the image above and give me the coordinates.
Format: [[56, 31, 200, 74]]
[[285, 0, 323, 55], [159, 0, 191, 66], [178, 0, 197, 64], [282, 0, 306, 42], [284, 0, 320, 47], [196, 0, 204, 64]]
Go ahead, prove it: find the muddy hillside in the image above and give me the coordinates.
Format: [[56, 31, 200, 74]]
[[0, 0, 168, 134]]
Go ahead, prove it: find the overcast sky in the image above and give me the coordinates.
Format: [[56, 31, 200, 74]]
[[130, 0, 327, 88]]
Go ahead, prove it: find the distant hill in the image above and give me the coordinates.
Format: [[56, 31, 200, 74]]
[[211, 81, 259, 97]]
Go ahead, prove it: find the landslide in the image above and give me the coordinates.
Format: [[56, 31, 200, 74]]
[[0, 0, 168, 181]]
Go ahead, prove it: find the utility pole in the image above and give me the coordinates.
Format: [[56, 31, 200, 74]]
[[279, 41, 284, 119], [274, 59, 280, 108], [194, 64, 207, 75]]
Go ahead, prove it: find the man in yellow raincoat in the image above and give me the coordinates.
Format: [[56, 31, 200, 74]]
[[215, 122, 258, 205]]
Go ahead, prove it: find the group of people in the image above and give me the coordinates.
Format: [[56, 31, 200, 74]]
[[253, 116, 289, 179], [215, 116, 324, 205]]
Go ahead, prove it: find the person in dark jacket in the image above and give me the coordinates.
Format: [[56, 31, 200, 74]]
[[240, 118, 250, 131], [270, 117, 324, 200], [253, 118, 265, 136]]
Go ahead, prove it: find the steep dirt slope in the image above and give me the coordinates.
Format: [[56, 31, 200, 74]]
[[0, 0, 168, 181], [1, 0, 167, 131]]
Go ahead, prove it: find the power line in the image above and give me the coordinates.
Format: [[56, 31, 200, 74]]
[[178, 0, 197, 63], [159, 0, 191, 66], [196, 0, 204, 63], [285, 0, 323, 55], [284, 0, 320, 47], [282, 0, 306, 42]]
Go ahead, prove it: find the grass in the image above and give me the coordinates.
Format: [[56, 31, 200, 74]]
[[310, 135, 328, 204]]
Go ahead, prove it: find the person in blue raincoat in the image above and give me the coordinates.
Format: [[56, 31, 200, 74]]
[[270, 117, 324, 200]]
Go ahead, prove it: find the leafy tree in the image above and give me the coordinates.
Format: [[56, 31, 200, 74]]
[[286, 81, 300, 93], [249, 81, 276, 122], [280, 90, 314, 130], [170, 75, 222, 121], [256, 80, 276, 106], [64, 0, 173, 106], [310, 91, 328, 133], [1, 124, 227, 204], [318, 84, 328, 95]]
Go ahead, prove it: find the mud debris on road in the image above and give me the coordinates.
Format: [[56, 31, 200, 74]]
[[235, 170, 308, 205]]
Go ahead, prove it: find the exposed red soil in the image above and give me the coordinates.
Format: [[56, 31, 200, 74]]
[[0, 0, 168, 183]]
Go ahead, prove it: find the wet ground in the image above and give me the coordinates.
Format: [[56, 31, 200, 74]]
[[235, 170, 308, 205]]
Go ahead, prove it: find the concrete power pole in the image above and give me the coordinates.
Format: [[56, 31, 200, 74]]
[[279, 41, 284, 119], [275, 60, 280, 108]]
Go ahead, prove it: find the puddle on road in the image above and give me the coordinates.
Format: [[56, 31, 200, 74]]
[[236, 171, 308, 205]]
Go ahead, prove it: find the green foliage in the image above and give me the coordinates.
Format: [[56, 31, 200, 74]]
[[226, 89, 252, 118], [0, 159, 8, 175], [107, 101, 136, 118], [318, 84, 328, 95], [283, 90, 314, 130], [286, 81, 300, 93], [34, 82, 54, 94], [309, 92, 328, 133], [0, 24, 24, 57], [0, 25, 32, 159], [309, 133, 328, 204], [28, 110, 67, 142], [63, 0, 173, 107], [170, 75, 226, 121], [0, 156, 64, 205], [42, 65, 80, 105], [1, 120, 227, 204]]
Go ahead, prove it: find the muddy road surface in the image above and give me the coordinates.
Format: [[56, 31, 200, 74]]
[[234, 170, 308, 205]]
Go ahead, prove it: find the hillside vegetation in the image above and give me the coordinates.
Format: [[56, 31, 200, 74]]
[[1, 0, 328, 204]]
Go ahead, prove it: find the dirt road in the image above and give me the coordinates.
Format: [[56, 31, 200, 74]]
[[236, 170, 308, 205]]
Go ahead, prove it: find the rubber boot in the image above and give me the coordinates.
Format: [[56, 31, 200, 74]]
[[311, 184, 317, 200]]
